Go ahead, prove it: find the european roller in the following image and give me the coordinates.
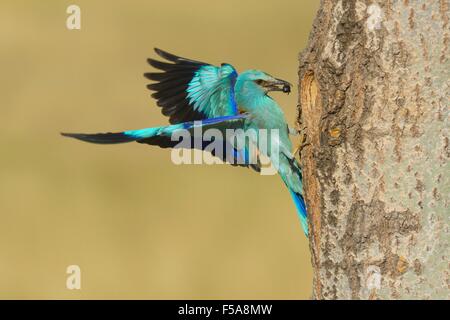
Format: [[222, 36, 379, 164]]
[[62, 49, 308, 236]]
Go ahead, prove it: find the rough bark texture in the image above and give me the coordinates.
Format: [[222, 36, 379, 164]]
[[298, 0, 449, 299]]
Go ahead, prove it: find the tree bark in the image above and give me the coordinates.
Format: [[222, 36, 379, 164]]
[[297, 0, 449, 299]]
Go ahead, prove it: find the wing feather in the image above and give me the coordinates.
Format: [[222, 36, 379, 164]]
[[145, 48, 238, 124]]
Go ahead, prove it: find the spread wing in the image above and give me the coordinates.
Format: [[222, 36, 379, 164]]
[[62, 114, 261, 171], [144, 48, 238, 124]]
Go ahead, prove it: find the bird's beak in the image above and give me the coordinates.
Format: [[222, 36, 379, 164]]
[[264, 78, 292, 94]]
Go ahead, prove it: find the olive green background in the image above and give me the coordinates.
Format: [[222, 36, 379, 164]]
[[0, 0, 319, 299]]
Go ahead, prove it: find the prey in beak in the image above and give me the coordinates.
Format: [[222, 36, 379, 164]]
[[257, 78, 292, 94]]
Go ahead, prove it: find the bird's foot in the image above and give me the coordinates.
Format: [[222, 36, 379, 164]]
[[295, 128, 311, 158]]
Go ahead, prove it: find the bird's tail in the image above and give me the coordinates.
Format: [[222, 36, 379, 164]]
[[278, 155, 308, 236], [288, 188, 308, 236]]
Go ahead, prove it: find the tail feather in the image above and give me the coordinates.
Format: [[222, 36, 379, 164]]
[[278, 154, 308, 236], [288, 189, 308, 236]]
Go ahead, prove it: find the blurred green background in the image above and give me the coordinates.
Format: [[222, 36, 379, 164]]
[[0, 0, 319, 299]]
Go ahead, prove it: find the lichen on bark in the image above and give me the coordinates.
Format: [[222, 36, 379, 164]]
[[298, 0, 449, 299]]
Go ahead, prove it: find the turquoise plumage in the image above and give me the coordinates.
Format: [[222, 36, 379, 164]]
[[186, 64, 238, 117], [62, 49, 308, 236], [145, 49, 238, 123]]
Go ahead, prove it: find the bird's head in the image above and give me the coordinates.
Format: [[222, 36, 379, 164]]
[[236, 70, 292, 97]]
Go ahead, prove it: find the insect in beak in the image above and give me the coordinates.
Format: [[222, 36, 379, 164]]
[[256, 78, 292, 94], [267, 78, 292, 94]]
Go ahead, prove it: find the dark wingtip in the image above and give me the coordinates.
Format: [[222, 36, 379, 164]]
[[153, 48, 177, 62], [60, 131, 136, 144], [154, 47, 163, 55], [60, 132, 94, 142], [147, 83, 156, 91], [61, 132, 78, 138], [144, 72, 166, 81], [153, 48, 204, 65]]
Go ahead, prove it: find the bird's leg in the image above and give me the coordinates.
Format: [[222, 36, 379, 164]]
[[294, 126, 311, 158], [288, 125, 299, 136]]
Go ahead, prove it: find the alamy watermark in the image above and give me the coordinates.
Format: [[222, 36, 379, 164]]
[[168, 125, 282, 176], [66, 5, 81, 30], [66, 265, 81, 290]]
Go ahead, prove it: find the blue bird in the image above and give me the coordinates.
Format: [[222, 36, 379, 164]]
[[62, 49, 308, 236]]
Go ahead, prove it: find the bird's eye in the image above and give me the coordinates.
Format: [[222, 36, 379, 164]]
[[255, 79, 265, 86]]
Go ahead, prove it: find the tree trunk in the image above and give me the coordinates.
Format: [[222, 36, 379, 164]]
[[297, 0, 449, 299]]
